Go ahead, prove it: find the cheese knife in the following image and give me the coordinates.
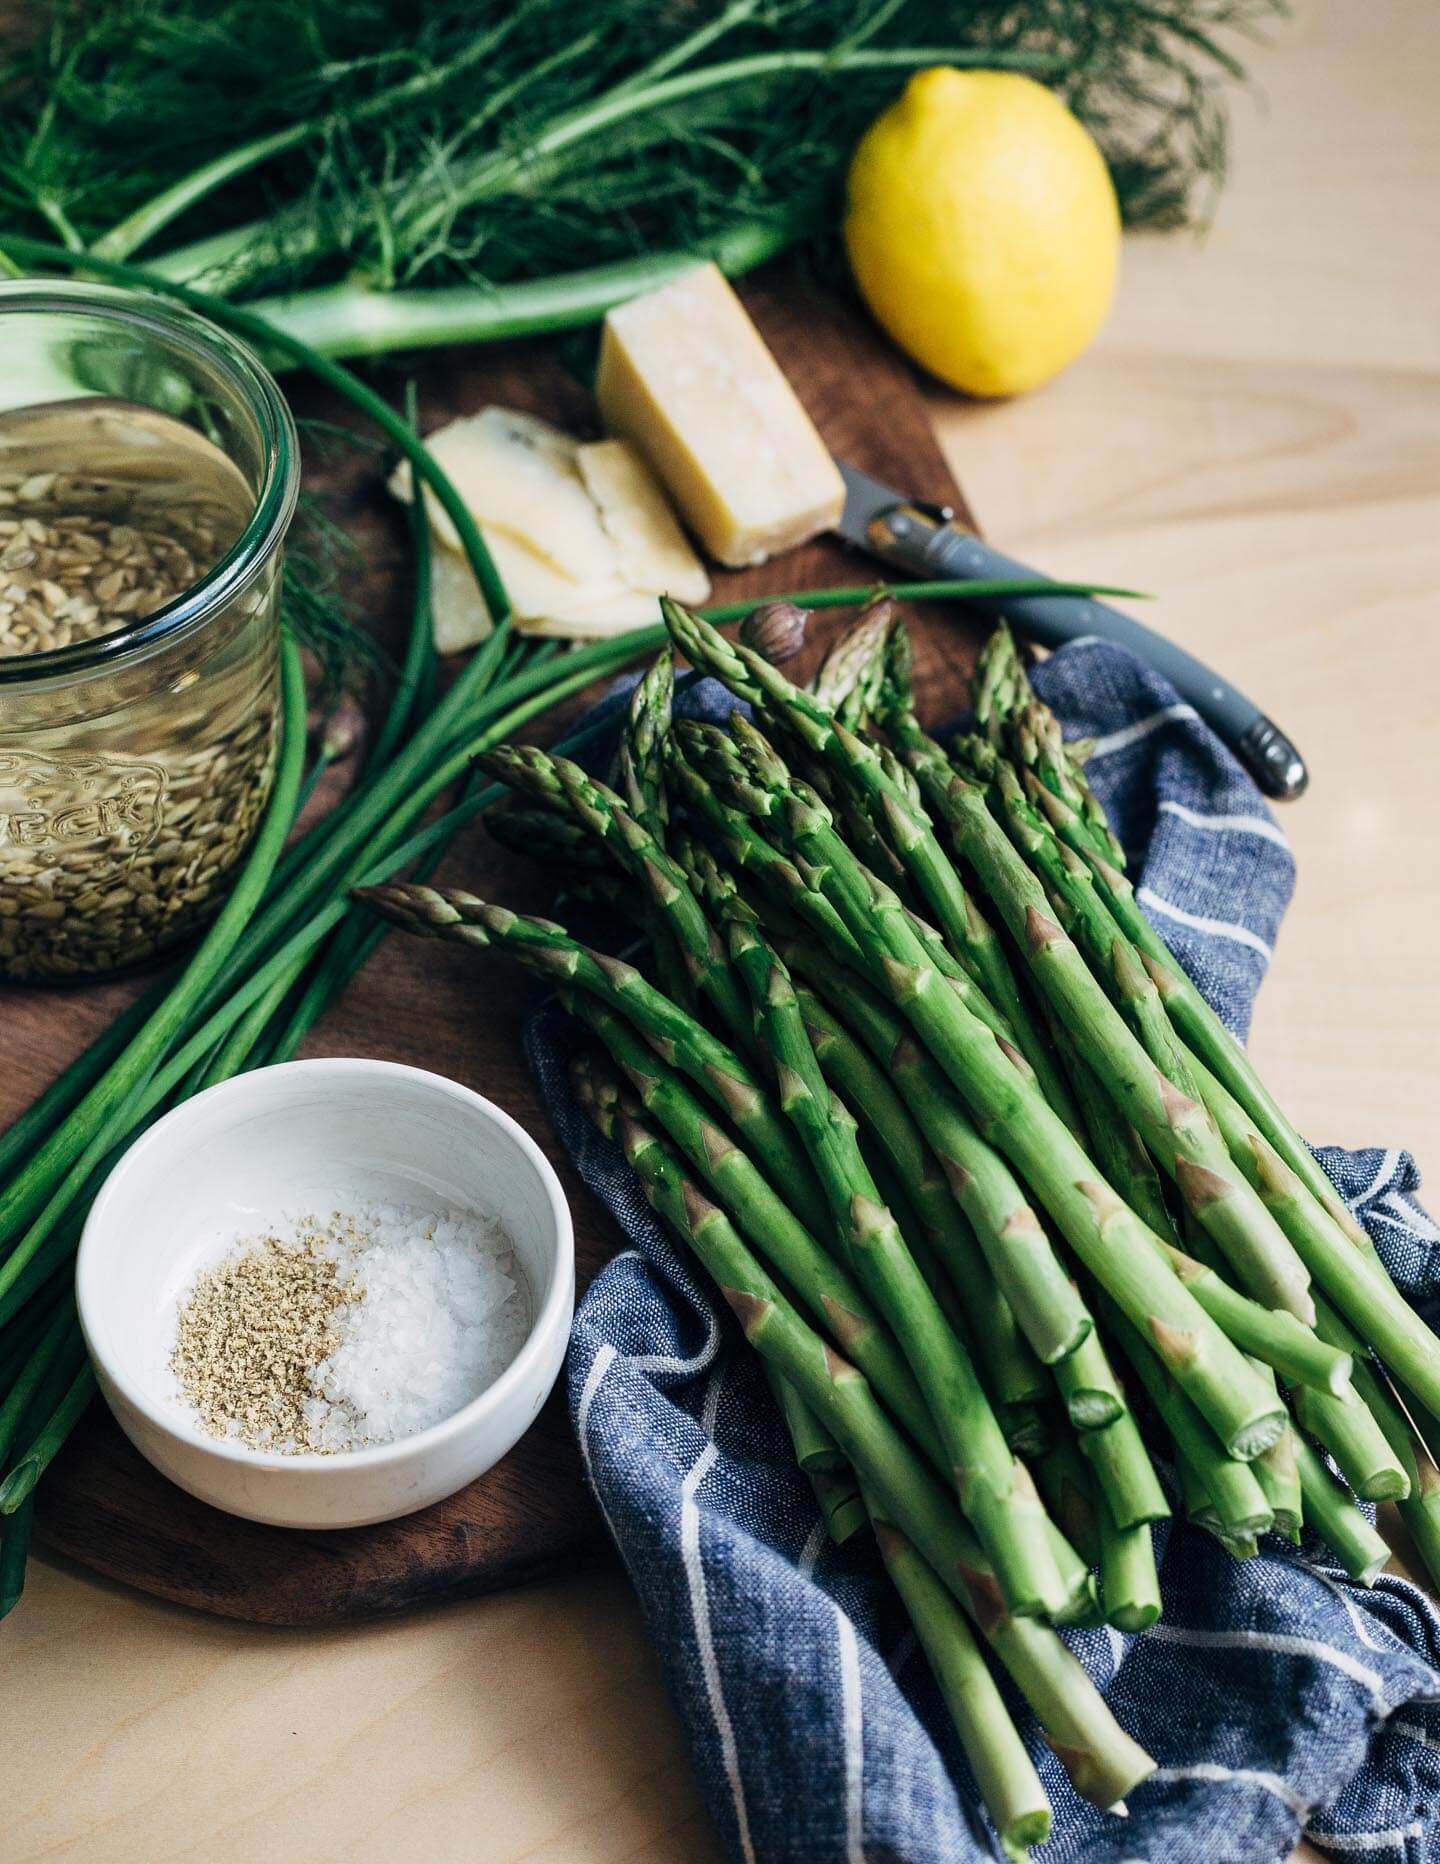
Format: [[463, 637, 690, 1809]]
[[833, 458, 1308, 800]]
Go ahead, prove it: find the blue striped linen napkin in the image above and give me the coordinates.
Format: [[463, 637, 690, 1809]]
[[524, 639, 1440, 1863]]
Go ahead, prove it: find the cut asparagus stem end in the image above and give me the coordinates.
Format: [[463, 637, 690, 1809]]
[[1063, 1389, 1126, 1431], [1228, 1411, 1289, 1461]]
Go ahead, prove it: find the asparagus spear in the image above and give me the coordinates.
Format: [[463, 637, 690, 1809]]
[[1176, 1446, 1218, 1528], [1078, 1408, 1173, 1532], [357, 884, 831, 1237], [719, 897, 1068, 1619], [1051, 1313, 1129, 1432], [864, 1491, 1054, 1862], [1291, 1432, 1390, 1586], [662, 601, 1081, 1136], [574, 1045, 930, 1533], [1036, 779, 1378, 1261], [1053, 989, 1354, 1397], [617, 649, 674, 841], [675, 741, 1092, 1375], [600, 1097, 1155, 1809], [962, 624, 1120, 866], [794, 996, 975, 1315], [791, 986, 1053, 1452], [1172, 1037, 1440, 1439], [480, 743, 756, 1056], [565, 1002, 947, 1470], [1253, 1427, 1303, 1544], [1161, 1245, 1353, 1398], [762, 1365, 868, 1541], [1009, 776, 1321, 1320], [1033, 1433, 1102, 1565], [483, 742, 699, 1010], [776, 936, 1094, 1372], [763, 1363, 845, 1473], [1097, 1492, 1163, 1633], [689, 748, 1285, 1459], [1102, 1297, 1273, 1543], [1010, 699, 1126, 870], [810, 596, 897, 722], [1033, 829, 1407, 1495], [1303, 1287, 1440, 1589], [971, 622, 1029, 751], [585, 1027, 930, 1531], [486, 807, 611, 869], [814, 760, 924, 911], [891, 709, 1321, 1331], [813, 1466, 869, 1544], [1042, 997, 1182, 1248], [666, 731, 868, 969], [674, 719, 1019, 1051], [1383, 1426, 1440, 1594]]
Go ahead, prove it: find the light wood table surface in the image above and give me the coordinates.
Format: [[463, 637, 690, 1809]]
[[3, 0, 1437, 1856]]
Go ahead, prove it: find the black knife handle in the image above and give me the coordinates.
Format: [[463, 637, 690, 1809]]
[[879, 510, 1308, 800]]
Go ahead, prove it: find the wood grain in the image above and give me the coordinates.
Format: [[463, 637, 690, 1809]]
[[20, 276, 982, 1625]]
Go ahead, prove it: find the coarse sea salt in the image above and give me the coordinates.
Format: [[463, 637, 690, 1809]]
[[172, 1199, 531, 1455]]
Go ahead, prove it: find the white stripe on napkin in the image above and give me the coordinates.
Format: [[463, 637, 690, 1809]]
[[1304, 1823, 1423, 1851], [1136, 888, 1274, 960], [837, 1610, 866, 1864], [1351, 1149, 1403, 1213], [1158, 798, 1292, 853], [682, 1365, 756, 1863], [1086, 703, 1199, 761], [627, 1301, 722, 1378], [1150, 1762, 1307, 1815], [798, 1520, 828, 1580], [574, 1344, 622, 1545], [1146, 1624, 1388, 1706], [576, 1344, 617, 1483], [1380, 1193, 1440, 1242]]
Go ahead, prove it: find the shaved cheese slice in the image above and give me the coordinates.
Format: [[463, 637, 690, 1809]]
[[481, 524, 633, 616], [389, 406, 705, 651], [391, 407, 616, 583], [428, 546, 493, 655], [577, 439, 710, 603], [424, 527, 655, 652], [514, 593, 662, 640]]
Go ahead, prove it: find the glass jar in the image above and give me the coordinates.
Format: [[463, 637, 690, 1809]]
[[0, 282, 299, 981]]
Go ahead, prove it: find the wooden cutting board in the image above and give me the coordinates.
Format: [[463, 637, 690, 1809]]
[[14, 272, 988, 1625]]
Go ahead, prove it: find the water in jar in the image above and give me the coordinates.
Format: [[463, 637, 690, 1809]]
[[0, 399, 280, 980]]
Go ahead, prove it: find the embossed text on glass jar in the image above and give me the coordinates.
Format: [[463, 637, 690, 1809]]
[[0, 283, 298, 980]]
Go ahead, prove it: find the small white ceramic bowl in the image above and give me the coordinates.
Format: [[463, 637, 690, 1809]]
[[77, 1058, 573, 1530]]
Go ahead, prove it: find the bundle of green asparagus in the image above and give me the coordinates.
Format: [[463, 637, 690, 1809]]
[[359, 597, 1440, 1856]]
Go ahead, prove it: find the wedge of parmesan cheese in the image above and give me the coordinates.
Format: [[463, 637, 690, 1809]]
[[390, 406, 709, 652], [577, 439, 711, 603], [595, 262, 845, 568]]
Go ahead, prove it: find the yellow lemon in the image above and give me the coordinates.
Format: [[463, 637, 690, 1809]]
[[845, 68, 1120, 399]]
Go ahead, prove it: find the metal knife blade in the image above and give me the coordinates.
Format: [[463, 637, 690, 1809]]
[[832, 458, 1308, 801]]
